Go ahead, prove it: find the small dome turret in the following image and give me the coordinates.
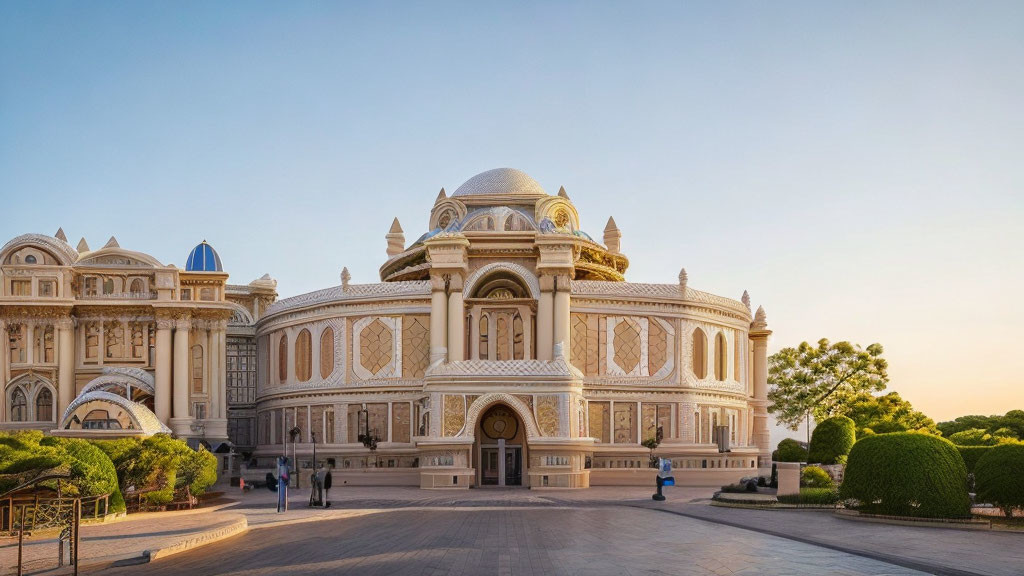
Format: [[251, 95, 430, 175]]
[[185, 240, 223, 272]]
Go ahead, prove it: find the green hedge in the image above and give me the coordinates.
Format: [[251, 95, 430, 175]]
[[957, 446, 994, 474], [840, 433, 969, 518], [95, 434, 218, 505], [0, 432, 125, 512], [801, 465, 834, 489], [777, 487, 840, 506], [974, 444, 1024, 518], [773, 438, 807, 462], [809, 416, 856, 465]]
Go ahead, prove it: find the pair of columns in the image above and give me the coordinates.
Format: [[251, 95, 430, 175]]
[[156, 317, 227, 433], [429, 274, 467, 363], [535, 273, 571, 361]]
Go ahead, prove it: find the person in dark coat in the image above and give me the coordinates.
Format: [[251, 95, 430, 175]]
[[323, 466, 333, 507]]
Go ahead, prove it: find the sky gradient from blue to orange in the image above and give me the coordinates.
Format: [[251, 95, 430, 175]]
[[2, 2, 1022, 424]]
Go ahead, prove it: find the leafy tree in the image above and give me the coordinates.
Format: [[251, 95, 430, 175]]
[[947, 428, 1020, 446], [768, 339, 889, 435], [937, 410, 1024, 439], [831, 392, 939, 436]]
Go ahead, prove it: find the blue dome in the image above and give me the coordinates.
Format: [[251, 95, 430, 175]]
[[185, 241, 223, 272]]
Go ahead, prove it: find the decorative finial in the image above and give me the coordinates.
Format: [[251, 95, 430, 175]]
[[752, 305, 768, 330], [603, 216, 621, 253], [386, 218, 405, 257], [103, 236, 119, 249], [435, 188, 447, 203], [558, 186, 569, 199], [341, 267, 351, 291], [77, 237, 90, 253], [741, 290, 751, 310], [678, 268, 688, 293], [55, 228, 67, 243]]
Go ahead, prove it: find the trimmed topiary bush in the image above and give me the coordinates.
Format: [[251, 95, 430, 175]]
[[974, 444, 1024, 518], [773, 438, 807, 462], [801, 465, 834, 489], [808, 416, 856, 465], [840, 433, 969, 518], [957, 445, 994, 474]]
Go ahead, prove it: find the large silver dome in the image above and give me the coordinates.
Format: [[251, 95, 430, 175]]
[[451, 168, 547, 198]]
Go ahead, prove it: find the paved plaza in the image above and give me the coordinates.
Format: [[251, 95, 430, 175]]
[[106, 506, 925, 576], [4, 486, 1022, 576]]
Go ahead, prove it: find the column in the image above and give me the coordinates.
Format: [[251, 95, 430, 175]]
[[219, 323, 227, 419], [208, 324, 220, 420], [447, 274, 465, 361], [155, 319, 173, 424], [0, 320, 6, 420], [25, 321, 35, 365], [750, 308, 772, 470], [429, 278, 448, 364], [172, 317, 191, 424], [553, 275, 571, 357], [57, 318, 75, 417], [536, 275, 554, 361]]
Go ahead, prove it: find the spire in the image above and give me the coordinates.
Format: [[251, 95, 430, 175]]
[[386, 218, 406, 258], [603, 216, 622, 253], [435, 188, 447, 203], [752, 305, 768, 330], [678, 268, 688, 294], [55, 228, 67, 243], [341, 267, 351, 291], [557, 186, 569, 199], [76, 238, 90, 253], [104, 236, 119, 249], [741, 290, 751, 311]]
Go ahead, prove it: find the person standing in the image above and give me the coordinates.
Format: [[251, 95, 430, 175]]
[[323, 465, 333, 508]]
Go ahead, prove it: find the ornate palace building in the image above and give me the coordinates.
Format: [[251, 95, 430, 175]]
[[1, 168, 772, 488]]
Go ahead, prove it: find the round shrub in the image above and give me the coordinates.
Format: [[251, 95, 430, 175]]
[[974, 444, 1024, 518], [956, 445, 994, 474], [839, 433, 969, 518], [801, 465, 834, 489], [773, 438, 807, 463], [808, 416, 856, 465]]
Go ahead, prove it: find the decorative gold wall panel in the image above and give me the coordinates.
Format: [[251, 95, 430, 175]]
[[536, 395, 560, 437], [613, 402, 636, 444], [401, 315, 429, 378], [588, 401, 610, 443], [359, 319, 393, 375], [392, 402, 411, 443], [612, 317, 641, 374], [648, 318, 667, 375], [443, 394, 465, 436]]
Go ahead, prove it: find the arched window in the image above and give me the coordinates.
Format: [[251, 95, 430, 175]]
[[36, 388, 53, 421], [129, 279, 144, 294], [320, 327, 335, 379], [10, 388, 27, 422], [278, 334, 288, 383], [513, 314, 524, 360], [102, 278, 114, 295], [479, 316, 489, 360], [714, 332, 727, 381], [295, 329, 312, 382], [496, 316, 509, 361], [691, 328, 707, 379], [191, 345, 204, 393]]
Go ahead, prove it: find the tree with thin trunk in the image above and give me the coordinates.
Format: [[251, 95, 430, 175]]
[[768, 339, 889, 444]]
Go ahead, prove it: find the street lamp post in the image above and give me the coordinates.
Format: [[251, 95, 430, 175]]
[[289, 427, 302, 489]]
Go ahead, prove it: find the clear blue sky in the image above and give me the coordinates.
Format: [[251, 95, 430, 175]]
[[2, 1, 1022, 422]]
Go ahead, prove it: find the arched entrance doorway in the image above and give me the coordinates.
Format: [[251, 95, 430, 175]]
[[476, 404, 525, 486]]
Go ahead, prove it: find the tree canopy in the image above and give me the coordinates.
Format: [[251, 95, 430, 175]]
[[830, 391, 939, 436], [768, 339, 889, 429], [937, 410, 1024, 440]]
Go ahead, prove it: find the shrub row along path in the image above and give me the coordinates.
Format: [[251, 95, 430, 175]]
[[4, 485, 1022, 575]]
